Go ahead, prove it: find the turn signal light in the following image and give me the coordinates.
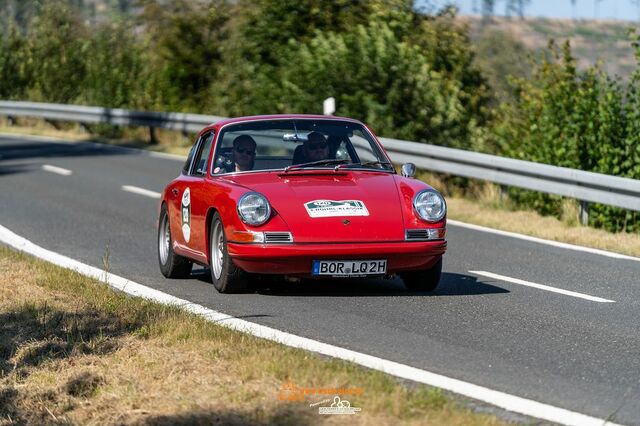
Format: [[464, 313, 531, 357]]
[[230, 231, 264, 243]]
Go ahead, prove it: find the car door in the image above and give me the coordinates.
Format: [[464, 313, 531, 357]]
[[168, 131, 212, 262], [179, 131, 215, 260]]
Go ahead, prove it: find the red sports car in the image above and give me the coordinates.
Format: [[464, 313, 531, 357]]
[[158, 115, 447, 293]]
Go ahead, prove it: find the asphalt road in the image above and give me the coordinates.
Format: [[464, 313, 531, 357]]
[[1, 133, 639, 424]]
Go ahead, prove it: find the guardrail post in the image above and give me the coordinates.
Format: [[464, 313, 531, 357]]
[[500, 185, 508, 202], [149, 126, 158, 145], [579, 200, 589, 225], [7, 115, 15, 126]]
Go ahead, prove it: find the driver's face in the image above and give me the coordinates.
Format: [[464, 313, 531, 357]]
[[304, 137, 329, 162], [234, 141, 256, 170]]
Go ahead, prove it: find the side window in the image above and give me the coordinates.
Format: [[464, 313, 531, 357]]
[[182, 144, 197, 174], [191, 132, 215, 177]]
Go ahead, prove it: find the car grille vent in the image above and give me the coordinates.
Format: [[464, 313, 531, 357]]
[[405, 229, 432, 241], [264, 232, 293, 243]]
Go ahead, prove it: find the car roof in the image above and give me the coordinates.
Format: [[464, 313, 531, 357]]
[[208, 114, 364, 131]]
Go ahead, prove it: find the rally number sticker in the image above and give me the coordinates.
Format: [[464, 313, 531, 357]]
[[304, 200, 369, 218], [181, 188, 191, 242]]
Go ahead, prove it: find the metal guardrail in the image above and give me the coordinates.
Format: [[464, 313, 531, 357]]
[[2, 101, 640, 221]]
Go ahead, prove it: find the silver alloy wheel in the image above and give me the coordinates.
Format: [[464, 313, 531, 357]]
[[159, 213, 170, 265], [211, 220, 224, 280]]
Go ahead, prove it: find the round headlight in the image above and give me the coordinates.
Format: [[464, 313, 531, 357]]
[[413, 190, 446, 222], [237, 192, 271, 226]]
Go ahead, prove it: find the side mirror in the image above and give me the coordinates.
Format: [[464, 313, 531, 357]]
[[401, 163, 416, 178]]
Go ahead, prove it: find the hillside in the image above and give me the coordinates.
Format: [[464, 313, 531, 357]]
[[463, 16, 637, 79]]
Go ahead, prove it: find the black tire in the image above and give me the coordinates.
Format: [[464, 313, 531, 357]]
[[209, 212, 249, 293], [401, 258, 442, 292], [158, 203, 193, 278]]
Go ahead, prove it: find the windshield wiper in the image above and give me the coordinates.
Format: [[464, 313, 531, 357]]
[[336, 161, 394, 170], [284, 159, 349, 172]]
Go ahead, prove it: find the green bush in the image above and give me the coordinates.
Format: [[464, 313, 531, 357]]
[[493, 40, 640, 232]]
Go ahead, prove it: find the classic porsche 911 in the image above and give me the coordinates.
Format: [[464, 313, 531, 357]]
[[157, 115, 447, 293]]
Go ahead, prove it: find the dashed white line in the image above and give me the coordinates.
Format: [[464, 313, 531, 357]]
[[0, 223, 622, 426], [470, 270, 616, 303], [121, 185, 161, 199], [42, 164, 72, 176]]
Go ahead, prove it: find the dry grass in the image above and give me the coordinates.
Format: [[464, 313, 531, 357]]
[[417, 170, 640, 257], [447, 196, 640, 257], [0, 117, 192, 156], [0, 247, 507, 425]]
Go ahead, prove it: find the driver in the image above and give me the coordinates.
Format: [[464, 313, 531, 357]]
[[232, 135, 257, 172], [302, 131, 330, 163]]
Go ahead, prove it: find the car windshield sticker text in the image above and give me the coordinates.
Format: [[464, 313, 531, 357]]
[[181, 188, 191, 242], [304, 200, 369, 218]]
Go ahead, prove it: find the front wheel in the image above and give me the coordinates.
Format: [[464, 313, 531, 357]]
[[158, 204, 192, 278], [209, 213, 249, 293], [400, 258, 442, 292]]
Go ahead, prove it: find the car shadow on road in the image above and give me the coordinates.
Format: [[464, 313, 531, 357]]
[[194, 269, 508, 297]]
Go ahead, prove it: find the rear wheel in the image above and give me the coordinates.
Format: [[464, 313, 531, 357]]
[[209, 212, 249, 293], [401, 258, 442, 292], [158, 204, 192, 278]]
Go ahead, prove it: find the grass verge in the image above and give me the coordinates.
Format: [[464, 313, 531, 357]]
[[419, 171, 640, 258], [3, 119, 639, 258], [0, 246, 506, 425]]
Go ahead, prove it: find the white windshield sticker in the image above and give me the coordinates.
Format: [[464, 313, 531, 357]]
[[304, 200, 369, 218]]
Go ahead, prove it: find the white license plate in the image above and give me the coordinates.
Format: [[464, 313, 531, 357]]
[[312, 259, 387, 277]]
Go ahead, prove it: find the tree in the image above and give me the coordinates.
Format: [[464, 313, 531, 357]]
[[25, 1, 87, 103], [83, 19, 145, 108], [136, 0, 231, 111], [0, 22, 29, 99], [276, 18, 489, 149]]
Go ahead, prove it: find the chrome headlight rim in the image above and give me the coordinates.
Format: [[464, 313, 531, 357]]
[[237, 192, 271, 226], [412, 189, 446, 223]]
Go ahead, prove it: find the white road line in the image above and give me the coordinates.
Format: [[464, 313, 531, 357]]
[[470, 270, 616, 303], [121, 185, 161, 199], [0, 224, 621, 426], [449, 219, 640, 263], [41, 164, 72, 176]]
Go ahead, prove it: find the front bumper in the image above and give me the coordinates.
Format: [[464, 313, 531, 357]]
[[227, 240, 447, 276]]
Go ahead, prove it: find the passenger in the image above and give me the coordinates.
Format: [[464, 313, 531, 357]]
[[232, 135, 257, 172], [302, 131, 329, 163]]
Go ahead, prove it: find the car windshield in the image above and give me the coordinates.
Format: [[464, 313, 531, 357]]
[[211, 119, 393, 175]]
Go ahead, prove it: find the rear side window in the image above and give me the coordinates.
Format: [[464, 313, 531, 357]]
[[192, 132, 215, 176]]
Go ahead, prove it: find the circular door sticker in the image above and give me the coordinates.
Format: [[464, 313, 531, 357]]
[[181, 188, 191, 243]]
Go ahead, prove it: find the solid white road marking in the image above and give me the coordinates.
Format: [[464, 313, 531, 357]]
[[470, 270, 615, 303], [0, 223, 622, 426], [121, 185, 161, 199], [42, 164, 72, 176], [449, 219, 640, 263]]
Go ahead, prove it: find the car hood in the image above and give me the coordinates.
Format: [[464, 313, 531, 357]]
[[225, 171, 405, 243]]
